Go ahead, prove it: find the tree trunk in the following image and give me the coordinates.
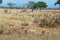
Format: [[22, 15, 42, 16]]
[[32, 9, 33, 12], [9, 6, 11, 14], [31, 7, 34, 17], [31, 7, 33, 12], [40, 7, 42, 11]]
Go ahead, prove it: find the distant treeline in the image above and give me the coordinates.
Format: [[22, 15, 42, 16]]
[[0, 6, 21, 9], [0, 6, 60, 10]]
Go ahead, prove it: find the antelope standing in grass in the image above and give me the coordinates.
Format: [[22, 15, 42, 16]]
[[41, 28, 50, 34], [41, 28, 51, 40]]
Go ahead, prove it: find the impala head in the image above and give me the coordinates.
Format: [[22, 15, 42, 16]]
[[8, 24, 15, 28]]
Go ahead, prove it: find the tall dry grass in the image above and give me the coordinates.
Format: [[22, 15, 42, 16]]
[[0, 9, 60, 40]]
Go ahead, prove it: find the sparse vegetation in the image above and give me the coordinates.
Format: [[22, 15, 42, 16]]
[[0, 9, 59, 40], [0, 0, 60, 40]]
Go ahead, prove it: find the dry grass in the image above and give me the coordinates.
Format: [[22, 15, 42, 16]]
[[0, 9, 60, 40]]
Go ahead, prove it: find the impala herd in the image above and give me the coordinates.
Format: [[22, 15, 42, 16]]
[[8, 24, 51, 35], [21, 26, 51, 35]]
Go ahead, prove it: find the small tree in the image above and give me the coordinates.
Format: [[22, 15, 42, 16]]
[[35, 1, 47, 10], [7, 2, 15, 8], [28, 1, 36, 12], [55, 0, 60, 9], [21, 3, 28, 12], [7, 2, 15, 13]]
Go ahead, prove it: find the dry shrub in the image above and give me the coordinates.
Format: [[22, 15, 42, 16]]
[[34, 13, 60, 28]]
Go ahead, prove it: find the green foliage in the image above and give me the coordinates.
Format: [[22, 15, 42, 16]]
[[7, 2, 15, 8], [39, 18, 55, 27], [21, 21, 29, 26], [28, 1, 47, 11], [55, 0, 60, 8], [55, 0, 60, 4], [0, 0, 2, 4], [35, 1, 47, 8], [54, 15, 60, 25], [28, 1, 47, 9]]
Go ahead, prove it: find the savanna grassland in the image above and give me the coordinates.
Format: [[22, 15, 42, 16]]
[[0, 9, 60, 40]]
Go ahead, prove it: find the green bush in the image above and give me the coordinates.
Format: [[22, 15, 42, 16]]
[[21, 21, 29, 26]]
